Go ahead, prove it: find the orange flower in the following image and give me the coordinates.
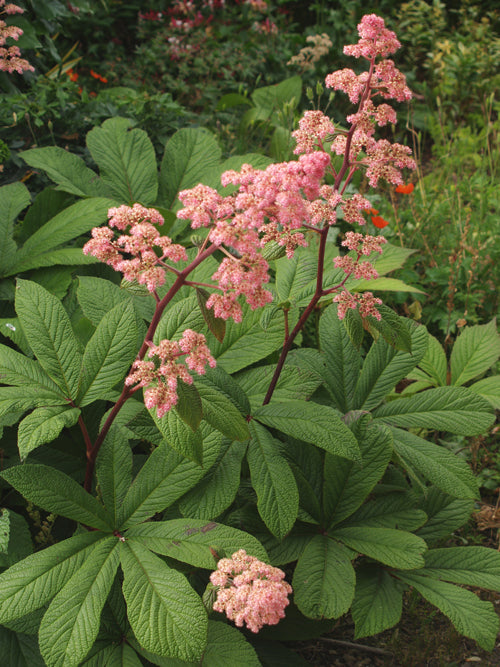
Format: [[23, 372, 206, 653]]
[[67, 68, 79, 82], [90, 69, 108, 83], [365, 207, 379, 215], [395, 183, 414, 194], [371, 215, 389, 229]]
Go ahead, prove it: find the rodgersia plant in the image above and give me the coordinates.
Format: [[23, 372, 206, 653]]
[[0, 15, 498, 666]]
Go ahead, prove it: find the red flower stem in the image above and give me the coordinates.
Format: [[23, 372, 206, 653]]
[[83, 243, 218, 491]]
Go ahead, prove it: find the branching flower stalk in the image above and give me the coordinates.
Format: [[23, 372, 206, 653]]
[[81, 14, 415, 489]]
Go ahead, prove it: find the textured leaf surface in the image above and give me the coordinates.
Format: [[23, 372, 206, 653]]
[[87, 118, 158, 205], [179, 440, 247, 520], [2, 464, 113, 531], [18, 406, 80, 460], [390, 427, 478, 499], [0, 182, 29, 275], [20, 147, 107, 198], [96, 426, 133, 527], [397, 572, 499, 650], [410, 333, 447, 386], [293, 535, 355, 619], [196, 381, 249, 442], [422, 547, 500, 590], [469, 375, 500, 409], [0, 344, 61, 391], [248, 421, 298, 539], [347, 493, 427, 532], [254, 401, 361, 461], [39, 537, 120, 667], [0, 627, 44, 667], [373, 386, 495, 435], [15, 280, 82, 399], [118, 445, 208, 528], [450, 319, 500, 386], [203, 621, 261, 666], [152, 407, 203, 464], [323, 424, 393, 527], [206, 303, 285, 373], [334, 526, 426, 569], [416, 489, 474, 543], [275, 247, 317, 304], [0, 532, 103, 623], [8, 198, 114, 276], [78, 303, 137, 406], [158, 128, 221, 210], [120, 541, 207, 661], [236, 364, 322, 410], [352, 565, 405, 638], [154, 295, 204, 343], [126, 519, 267, 567], [352, 322, 428, 410], [319, 303, 361, 412]]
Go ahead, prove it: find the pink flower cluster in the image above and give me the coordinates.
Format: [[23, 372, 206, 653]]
[[83, 204, 187, 293], [0, 0, 34, 74], [210, 550, 292, 633], [334, 290, 383, 320], [125, 329, 216, 418]]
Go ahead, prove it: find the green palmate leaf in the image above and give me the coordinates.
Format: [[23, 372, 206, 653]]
[[196, 288, 226, 343], [284, 440, 323, 525], [0, 343, 60, 391], [390, 427, 478, 499], [396, 572, 499, 651], [351, 565, 405, 639], [86, 117, 158, 205], [319, 303, 362, 412], [39, 537, 120, 667], [206, 303, 285, 374], [247, 421, 298, 539], [0, 627, 45, 667], [174, 381, 203, 432], [202, 621, 261, 667], [96, 426, 133, 527], [118, 444, 209, 528], [78, 277, 137, 326], [0, 511, 32, 569], [195, 381, 249, 442], [450, 319, 500, 386], [179, 439, 247, 520], [78, 303, 138, 407], [371, 243, 416, 275], [15, 280, 82, 399], [0, 386, 65, 422], [334, 526, 426, 569], [421, 547, 500, 590], [158, 127, 221, 210], [275, 247, 317, 305], [18, 188, 73, 244], [0, 182, 30, 275], [12, 249, 99, 273], [1, 464, 113, 531], [197, 366, 251, 416], [469, 375, 500, 409], [364, 305, 413, 353], [120, 541, 207, 661], [154, 294, 205, 343], [0, 509, 9, 554], [416, 488, 474, 543], [253, 400, 361, 462], [352, 321, 428, 411], [293, 535, 355, 619], [152, 406, 203, 464], [353, 277, 425, 293], [373, 386, 495, 435], [409, 333, 447, 387], [125, 518, 267, 567], [0, 532, 103, 623], [7, 198, 115, 276], [83, 643, 142, 666], [347, 493, 428, 532], [0, 316, 31, 355], [17, 405, 81, 460], [20, 147, 107, 198], [323, 423, 393, 528], [235, 364, 322, 411]]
